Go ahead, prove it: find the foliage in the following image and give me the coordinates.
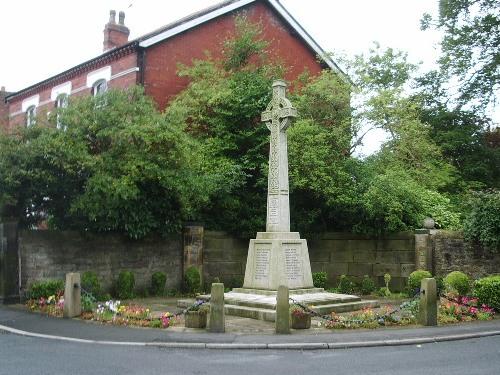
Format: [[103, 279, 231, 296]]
[[81, 271, 101, 300], [463, 190, 500, 250], [421, 0, 500, 109], [407, 270, 432, 295], [473, 275, 500, 310], [184, 266, 201, 294], [337, 275, 355, 294], [289, 304, 311, 318], [312, 272, 328, 289], [361, 275, 376, 295], [151, 272, 167, 296], [0, 86, 217, 239], [444, 271, 471, 296], [26, 293, 65, 317], [81, 293, 96, 313], [116, 271, 135, 300], [28, 280, 64, 300]]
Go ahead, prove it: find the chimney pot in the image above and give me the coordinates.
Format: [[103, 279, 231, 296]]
[[118, 11, 125, 26], [109, 10, 116, 23]]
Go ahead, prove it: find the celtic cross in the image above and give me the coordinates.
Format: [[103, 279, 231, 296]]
[[261, 80, 297, 232]]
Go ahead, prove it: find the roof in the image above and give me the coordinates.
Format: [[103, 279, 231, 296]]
[[6, 0, 346, 102]]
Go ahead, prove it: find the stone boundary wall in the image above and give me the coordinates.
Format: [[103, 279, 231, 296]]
[[432, 231, 500, 279], [203, 231, 416, 291], [18, 230, 182, 295]]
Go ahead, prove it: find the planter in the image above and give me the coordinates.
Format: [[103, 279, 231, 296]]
[[185, 311, 207, 328], [291, 314, 311, 329]]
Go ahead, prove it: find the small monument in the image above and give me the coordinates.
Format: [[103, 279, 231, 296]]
[[222, 80, 378, 321]]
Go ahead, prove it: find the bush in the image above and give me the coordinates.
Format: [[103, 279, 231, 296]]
[[361, 275, 376, 295], [28, 280, 64, 300], [151, 272, 167, 296], [408, 270, 432, 295], [444, 271, 471, 296], [338, 275, 355, 294], [474, 275, 500, 311], [81, 271, 101, 299], [463, 190, 500, 250], [312, 272, 328, 289], [185, 266, 201, 294], [116, 271, 135, 299]]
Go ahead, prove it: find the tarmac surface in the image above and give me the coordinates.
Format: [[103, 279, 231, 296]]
[[1, 304, 500, 349]]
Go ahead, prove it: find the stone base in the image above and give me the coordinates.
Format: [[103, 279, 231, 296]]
[[243, 232, 314, 290], [199, 288, 379, 322]]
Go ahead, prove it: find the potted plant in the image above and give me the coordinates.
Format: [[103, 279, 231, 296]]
[[184, 301, 209, 328], [290, 304, 312, 329]]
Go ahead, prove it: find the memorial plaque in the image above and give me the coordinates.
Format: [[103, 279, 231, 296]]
[[254, 248, 271, 281], [284, 247, 302, 281], [268, 197, 279, 224]]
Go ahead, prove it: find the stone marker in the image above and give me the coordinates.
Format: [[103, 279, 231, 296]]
[[208, 283, 225, 333], [63, 273, 81, 318], [419, 277, 437, 326], [275, 285, 290, 334]]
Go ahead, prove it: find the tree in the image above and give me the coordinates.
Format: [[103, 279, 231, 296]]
[[421, 0, 500, 109], [0, 87, 217, 238]]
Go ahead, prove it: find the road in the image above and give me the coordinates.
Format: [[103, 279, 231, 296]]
[[1, 333, 499, 375]]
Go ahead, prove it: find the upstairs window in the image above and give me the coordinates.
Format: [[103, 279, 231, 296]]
[[55, 94, 69, 129], [92, 79, 107, 96], [25, 105, 36, 127]]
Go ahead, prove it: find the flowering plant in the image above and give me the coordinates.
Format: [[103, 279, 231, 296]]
[[289, 304, 311, 318]]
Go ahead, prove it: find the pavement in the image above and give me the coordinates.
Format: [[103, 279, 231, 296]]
[[1, 304, 500, 350]]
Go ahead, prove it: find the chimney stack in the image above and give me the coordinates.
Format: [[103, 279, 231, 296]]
[[103, 10, 130, 52]]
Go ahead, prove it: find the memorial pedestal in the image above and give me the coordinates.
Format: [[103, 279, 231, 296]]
[[243, 232, 313, 290]]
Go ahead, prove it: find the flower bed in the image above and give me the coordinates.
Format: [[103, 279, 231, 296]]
[[26, 292, 65, 317], [439, 294, 495, 324]]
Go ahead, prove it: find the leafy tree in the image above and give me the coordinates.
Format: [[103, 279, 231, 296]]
[[421, 0, 500, 109], [463, 190, 500, 250], [0, 87, 217, 238]]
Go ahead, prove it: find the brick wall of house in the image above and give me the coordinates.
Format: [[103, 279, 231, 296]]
[[144, 1, 324, 109], [7, 52, 138, 128]]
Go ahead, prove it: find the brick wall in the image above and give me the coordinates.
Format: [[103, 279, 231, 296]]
[[202, 231, 416, 291], [432, 231, 500, 279], [18, 230, 182, 295]]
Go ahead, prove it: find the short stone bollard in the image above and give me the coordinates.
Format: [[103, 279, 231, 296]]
[[275, 285, 290, 334], [63, 272, 81, 318], [419, 277, 437, 326], [208, 283, 225, 333]]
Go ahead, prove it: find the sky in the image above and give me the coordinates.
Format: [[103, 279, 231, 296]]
[[0, 0, 443, 154]]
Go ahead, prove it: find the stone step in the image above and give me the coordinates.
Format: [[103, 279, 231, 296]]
[[224, 304, 276, 322]]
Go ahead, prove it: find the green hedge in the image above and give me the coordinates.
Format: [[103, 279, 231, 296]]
[[312, 272, 327, 289], [151, 272, 167, 296], [444, 271, 470, 296], [408, 270, 432, 294], [116, 271, 135, 299], [28, 280, 65, 300]]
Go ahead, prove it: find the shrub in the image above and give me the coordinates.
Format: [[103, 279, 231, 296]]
[[444, 271, 471, 296], [185, 266, 201, 294], [361, 275, 376, 295], [474, 275, 500, 311], [338, 275, 355, 294], [408, 270, 432, 295], [312, 272, 328, 289], [151, 272, 167, 296], [81, 271, 101, 299], [463, 190, 500, 250], [28, 280, 64, 300], [116, 271, 135, 300]]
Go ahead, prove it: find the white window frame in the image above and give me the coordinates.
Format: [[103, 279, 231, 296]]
[[55, 93, 69, 129], [25, 105, 36, 127], [91, 79, 108, 97]]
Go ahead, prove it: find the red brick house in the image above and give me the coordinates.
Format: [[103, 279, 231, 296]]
[[3, 0, 343, 132]]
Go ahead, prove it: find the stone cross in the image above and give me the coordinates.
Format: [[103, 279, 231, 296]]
[[261, 80, 297, 233]]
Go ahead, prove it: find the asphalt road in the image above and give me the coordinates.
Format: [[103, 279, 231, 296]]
[[1, 332, 499, 375]]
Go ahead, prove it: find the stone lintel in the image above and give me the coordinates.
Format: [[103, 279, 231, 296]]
[[256, 232, 300, 240]]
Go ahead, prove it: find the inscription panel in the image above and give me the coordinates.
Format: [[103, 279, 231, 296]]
[[268, 197, 279, 224], [284, 246, 302, 281], [254, 247, 271, 282]]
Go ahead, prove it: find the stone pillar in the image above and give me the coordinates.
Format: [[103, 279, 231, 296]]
[[419, 278, 437, 326], [415, 229, 432, 272], [208, 283, 225, 333], [275, 285, 290, 334], [63, 273, 81, 318], [183, 224, 204, 286], [0, 219, 20, 304]]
